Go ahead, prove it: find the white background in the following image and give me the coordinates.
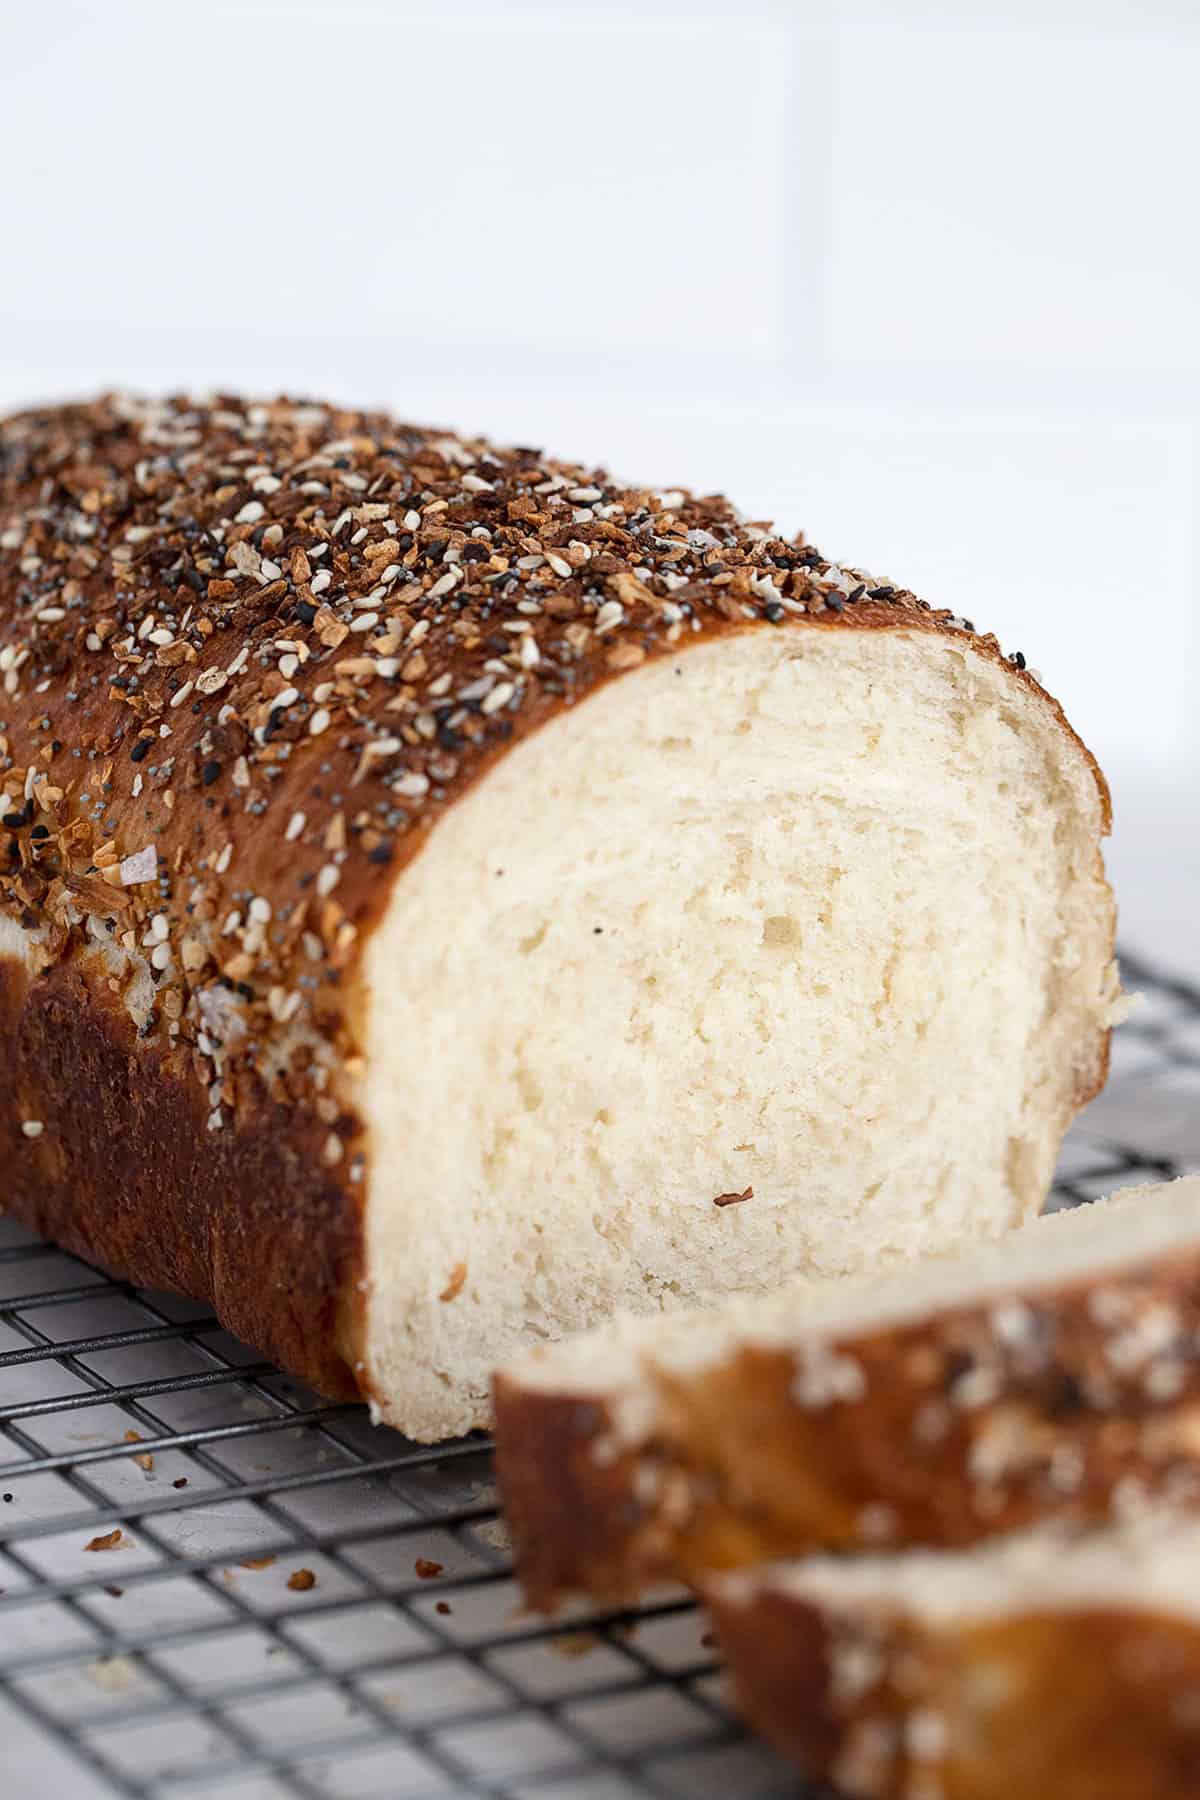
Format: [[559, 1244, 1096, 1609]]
[[1, 0, 1195, 974]]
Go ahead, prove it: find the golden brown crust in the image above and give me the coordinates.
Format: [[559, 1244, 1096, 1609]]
[[707, 1589, 1200, 1799], [0, 951, 362, 1397], [0, 393, 1110, 1403], [495, 1245, 1200, 1608]]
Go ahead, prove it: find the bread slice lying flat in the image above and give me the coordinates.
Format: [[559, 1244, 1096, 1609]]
[[705, 1508, 1200, 1800], [494, 1179, 1200, 1604], [0, 396, 1117, 1440]]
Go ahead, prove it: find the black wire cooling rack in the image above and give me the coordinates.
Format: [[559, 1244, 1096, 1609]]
[[2, 949, 1198, 1800]]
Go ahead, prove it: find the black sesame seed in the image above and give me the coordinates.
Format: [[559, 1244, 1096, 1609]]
[[1012, 650, 1026, 669], [130, 738, 151, 763], [846, 584, 866, 603], [30, 824, 49, 840], [368, 844, 393, 865], [294, 600, 318, 626], [201, 761, 222, 786], [764, 602, 786, 624], [869, 585, 895, 600]]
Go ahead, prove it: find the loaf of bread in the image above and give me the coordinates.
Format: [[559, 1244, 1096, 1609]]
[[495, 1179, 1200, 1603], [0, 395, 1118, 1439], [705, 1508, 1200, 1799]]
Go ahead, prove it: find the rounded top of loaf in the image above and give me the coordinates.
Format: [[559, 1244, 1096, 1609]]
[[0, 393, 1106, 1113]]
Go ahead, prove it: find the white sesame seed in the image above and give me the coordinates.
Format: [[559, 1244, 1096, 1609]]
[[545, 553, 572, 578], [481, 680, 515, 715], [215, 842, 233, 875], [21, 1120, 44, 1139], [270, 686, 299, 711], [149, 628, 175, 646], [278, 653, 299, 679], [285, 811, 306, 842], [595, 601, 623, 633], [150, 943, 172, 972], [169, 681, 194, 709], [259, 558, 283, 581], [427, 569, 461, 600], [249, 896, 272, 924], [393, 771, 430, 798], [309, 569, 331, 594], [519, 635, 540, 668], [235, 500, 265, 524], [316, 863, 340, 898], [567, 486, 603, 503], [35, 606, 66, 622], [403, 509, 422, 531], [407, 618, 431, 645], [461, 473, 493, 492], [85, 632, 102, 651], [227, 646, 250, 676], [349, 612, 379, 633], [149, 913, 170, 942]]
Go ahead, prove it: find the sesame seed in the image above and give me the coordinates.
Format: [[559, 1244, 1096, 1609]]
[[316, 863, 340, 897], [393, 771, 430, 798], [481, 680, 515, 715], [21, 1120, 44, 1139], [285, 811, 306, 841], [235, 500, 264, 524], [309, 708, 332, 737], [249, 896, 272, 925]]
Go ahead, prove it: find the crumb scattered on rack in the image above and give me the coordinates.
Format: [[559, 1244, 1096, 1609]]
[[84, 1529, 124, 1552]]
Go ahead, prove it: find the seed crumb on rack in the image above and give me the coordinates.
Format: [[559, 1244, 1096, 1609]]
[[84, 1528, 124, 1552], [414, 1557, 445, 1579], [287, 1566, 317, 1591], [124, 1429, 154, 1472]]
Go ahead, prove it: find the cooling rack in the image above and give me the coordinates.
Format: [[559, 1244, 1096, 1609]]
[[2, 949, 1198, 1800]]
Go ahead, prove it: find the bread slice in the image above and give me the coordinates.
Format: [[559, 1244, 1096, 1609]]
[[705, 1509, 1200, 1799], [494, 1178, 1200, 1605], [0, 396, 1117, 1440]]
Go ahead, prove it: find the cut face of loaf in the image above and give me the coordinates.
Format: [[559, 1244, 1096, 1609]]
[[705, 1510, 1200, 1800], [0, 397, 1117, 1442], [493, 1179, 1200, 1604]]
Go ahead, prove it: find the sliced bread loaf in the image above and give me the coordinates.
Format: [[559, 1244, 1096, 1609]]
[[494, 1178, 1200, 1605], [705, 1508, 1200, 1799], [0, 396, 1117, 1439]]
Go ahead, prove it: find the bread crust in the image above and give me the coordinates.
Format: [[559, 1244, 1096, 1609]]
[[495, 1240, 1200, 1607], [0, 394, 1111, 1405], [706, 1585, 1200, 1799]]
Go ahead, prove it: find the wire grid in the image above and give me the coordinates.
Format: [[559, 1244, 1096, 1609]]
[[1, 950, 1198, 1800]]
